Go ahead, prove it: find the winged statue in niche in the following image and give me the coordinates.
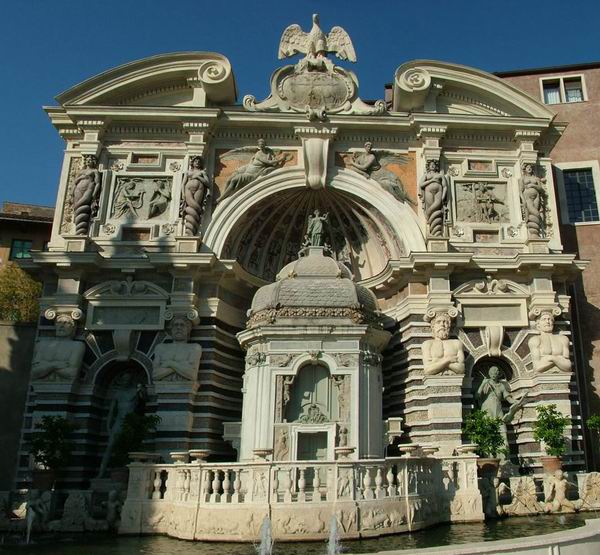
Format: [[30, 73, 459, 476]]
[[349, 142, 415, 205], [279, 13, 356, 71]]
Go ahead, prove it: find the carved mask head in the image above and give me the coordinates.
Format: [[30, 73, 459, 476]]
[[537, 311, 555, 333], [488, 366, 500, 382], [55, 315, 76, 338], [431, 313, 451, 340], [169, 316, 192, 342]]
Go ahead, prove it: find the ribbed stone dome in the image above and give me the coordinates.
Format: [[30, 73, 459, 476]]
[[248, 246, 378, 326]]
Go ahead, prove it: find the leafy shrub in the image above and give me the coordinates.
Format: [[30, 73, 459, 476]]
[[464, 409, 506, 458], [0, 262, 41, 322], [30, 416, 76, 470], [533, 404, 570, 457], [110, 413, 161, 468]]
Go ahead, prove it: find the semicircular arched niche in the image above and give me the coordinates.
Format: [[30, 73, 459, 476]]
[[219, 187, 407, 282]]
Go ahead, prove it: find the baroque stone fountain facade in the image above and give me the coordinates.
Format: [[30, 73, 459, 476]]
[[12, 13, 599, 543]]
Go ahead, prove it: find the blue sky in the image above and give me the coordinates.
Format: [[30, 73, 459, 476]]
[[1, 0, 599, 207]]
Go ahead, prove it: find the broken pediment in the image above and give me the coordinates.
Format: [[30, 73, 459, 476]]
[[392, 60, 555, 120], [55, 52, 236, 108]]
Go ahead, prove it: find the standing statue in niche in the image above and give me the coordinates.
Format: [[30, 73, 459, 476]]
[[152, 315, 202, 382], [422, 312, 465, 376], [72, 154, 102, 235], [180, 156, 210, 236], [519, 163, 546, 238], [418, 159, 448, 237], [31, 315, 85, 382], [97, 374, 147, 478], [218, 139, 290, 203], [528, 311, 572, 373], [476, 365, 527, 451], [305, 209, 328, 246]]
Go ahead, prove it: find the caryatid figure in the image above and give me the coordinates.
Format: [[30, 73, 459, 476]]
[[418, 159, 448, 237], [31, 314, 85, 382], [519, 163, 546, 238], [72, 154, 102, 236], [152, 315, 202, 382], [528, 311, 572, 373], [422, 312, 465, 376], [180, 156, 210, 236]]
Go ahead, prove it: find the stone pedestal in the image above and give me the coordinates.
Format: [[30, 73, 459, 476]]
[[422, 374, 465, 455], [154, 382, 198, 459], [175, 236, 202, 253], [526, 237, 550, 254], [427, 238, 449, 252]]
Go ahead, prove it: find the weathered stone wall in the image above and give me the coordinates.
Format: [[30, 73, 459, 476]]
[[0, 321, 35, 489]]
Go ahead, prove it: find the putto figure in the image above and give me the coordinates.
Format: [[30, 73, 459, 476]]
[[418, 159, 448, 237], [218, 139, 289, 203], [422, 312, 465, 376], [528, 311, 572, 373], [72, 154, 101, 235], [544, 470, 582, 513], [152, 315, 202, 382], [180, 156, 210, 236], [31, 314, 85, 382], [519, 163, 546, 238]]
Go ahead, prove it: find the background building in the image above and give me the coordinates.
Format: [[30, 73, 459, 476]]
[[497, 62, 600, 469]]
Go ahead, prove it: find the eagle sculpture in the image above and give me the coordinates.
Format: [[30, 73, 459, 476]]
[[278, 14, 356, 62]]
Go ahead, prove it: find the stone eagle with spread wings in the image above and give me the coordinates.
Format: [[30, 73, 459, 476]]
[[278, 14, 356, 62]]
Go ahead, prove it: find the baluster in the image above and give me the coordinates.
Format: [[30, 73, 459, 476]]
[[386, 465, 396, 497], [298, 468, 306, 502], [184, 469, 191, 501], [313, 466, 322, 501], [232, 469, 242, 503], [283, 468, 293, 503], [201, 468, 211, 502], [375, 467, 384, 499], [363, 467, 374, 500], [326, 466, 335, 502], [161, 470, 169, 500], [152, 470, 162, 500], [222, 469, 231, 502], [210, 469, 222, 502], [272, 468, 279, 503]]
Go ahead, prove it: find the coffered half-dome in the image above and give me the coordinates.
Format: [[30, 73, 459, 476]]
[[247, 246, 379, 328]]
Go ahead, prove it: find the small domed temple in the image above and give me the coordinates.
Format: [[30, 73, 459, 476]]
[[14, 13, 600, 542]]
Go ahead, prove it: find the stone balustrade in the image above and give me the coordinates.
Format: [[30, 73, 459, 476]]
[[119, 454, 483, 541]]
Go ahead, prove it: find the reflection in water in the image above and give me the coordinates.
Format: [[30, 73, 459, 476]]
[[1, 513, 588, 555]]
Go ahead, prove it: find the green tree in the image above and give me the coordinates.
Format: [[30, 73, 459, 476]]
[[464, 409, 506, 458], [0, 262, 41, 322], [533, 404, 570, 457]]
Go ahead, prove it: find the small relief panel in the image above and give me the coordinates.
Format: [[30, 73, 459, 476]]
[[454, 181, 509, 224], [110, 176, 173, 222]]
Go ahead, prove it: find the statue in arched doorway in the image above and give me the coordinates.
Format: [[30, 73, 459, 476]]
[[152, 315, 202, 382], [476, 365, 527, 453], [97, 372, 147, 478], [422, 312, 465, 376], [305, 209, 328, 247]]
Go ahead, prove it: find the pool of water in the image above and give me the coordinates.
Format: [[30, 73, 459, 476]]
[[1, 513, 591, 554]]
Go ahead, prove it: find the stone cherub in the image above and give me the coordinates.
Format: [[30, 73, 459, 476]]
[[31, 314, 86, 382], [544, 470, 583, 513], [519, 162, 546, 238], [180, 155, 210, 236], [528, 311, 572, 374], [418, 159, 448, 237], [349, 142, 414, 204], [152, 315, 202, 382], [421, 312, 465, 376], [72, 154, 102, 236], [218, 139, 291, 203]]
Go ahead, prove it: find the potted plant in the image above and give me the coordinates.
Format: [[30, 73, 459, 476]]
[[29, 415, 76, 490], [109, 413, 161, 484], [533, 404, 569, 472], [464, 409, 506, 475]]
